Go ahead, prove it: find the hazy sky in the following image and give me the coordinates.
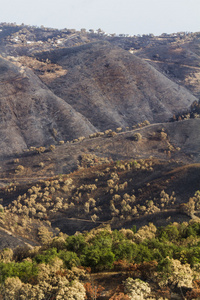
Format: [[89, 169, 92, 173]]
[[1, 0, 200, 35]]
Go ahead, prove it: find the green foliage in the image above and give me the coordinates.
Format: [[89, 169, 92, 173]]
[[158, 224, 180, 241], [81, 246, 115, 271], [131, 225, 137, 233], [58, 250, 80, 268], [157, 257, 172, 279], [65, 234, 87, 254], [116, 160, 120, 167], [89, 230, 113, 248], [34, 247, 58, 264], [0, 261, 38, 283], [62, 224, 200, 270], [145, 238, 176, 260], [112, 240, 137, 261], [135, 244, 154, 263], [3, 221, 200, 286], [80, 231, 115, 270], [185, 223, 200, 237]]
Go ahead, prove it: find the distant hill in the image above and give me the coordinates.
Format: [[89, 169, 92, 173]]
[[134, 39, 200, 98], [0, 24, 198, 156], [32, 41, 197, 131], [106, 32, 200, 97]]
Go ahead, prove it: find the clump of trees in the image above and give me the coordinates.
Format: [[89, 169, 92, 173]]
[[79, 153, 112, 168], [171, 100, 200, 122], [1, 221, 200, 298]]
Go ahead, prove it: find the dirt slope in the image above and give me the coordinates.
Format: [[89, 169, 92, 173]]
[[0, 25, 198, 159], [35, 42, 197, 130], [134, 39, 200, 98], [0, 56, 96, 157]]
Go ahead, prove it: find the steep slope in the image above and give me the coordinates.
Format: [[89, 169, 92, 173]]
[[0, 56, 96, 157], [34, 42, 197, 130], [134, 38, 200, 98]]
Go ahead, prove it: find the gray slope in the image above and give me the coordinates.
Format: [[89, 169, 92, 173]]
[[40, 42, 197, 130], [0, 56, 96, 156]]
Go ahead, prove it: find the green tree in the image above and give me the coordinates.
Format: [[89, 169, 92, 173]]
[[58, 250, 80, 268], [34, 247, 58, 264], [65, 234, 87, 254]]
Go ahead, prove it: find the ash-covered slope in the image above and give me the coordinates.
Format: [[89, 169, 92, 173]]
[[35, 42, 197, 130], [134, 39, 200, 98], [0, 56, 96, 157]]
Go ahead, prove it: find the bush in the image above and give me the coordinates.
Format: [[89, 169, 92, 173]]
[[81, 246, 115, 271], [58, 250, 80, 268], [15, 165, 24, 173], [133, 133, 142, 141], [66, 234, 87, 254], [124, 278, 151, 300], [0, 261, 38, 283], [34, 248, 58, 264]]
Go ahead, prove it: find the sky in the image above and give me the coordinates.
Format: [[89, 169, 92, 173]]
[[1, 0, 200, 36]]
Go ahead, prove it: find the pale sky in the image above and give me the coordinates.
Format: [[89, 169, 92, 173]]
[[1, 0, 200, 35]]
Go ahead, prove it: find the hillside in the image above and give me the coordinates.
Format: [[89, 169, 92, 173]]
[[33, 41, 197, 130], [0, 23, 200, 299], [0, 55, 96, 157], [0, 119, 199, 238], [0, 118, 198, 184], [107, 32, 200, 98], [0, 24, 198, 157], [134, 37, 200, 98]]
